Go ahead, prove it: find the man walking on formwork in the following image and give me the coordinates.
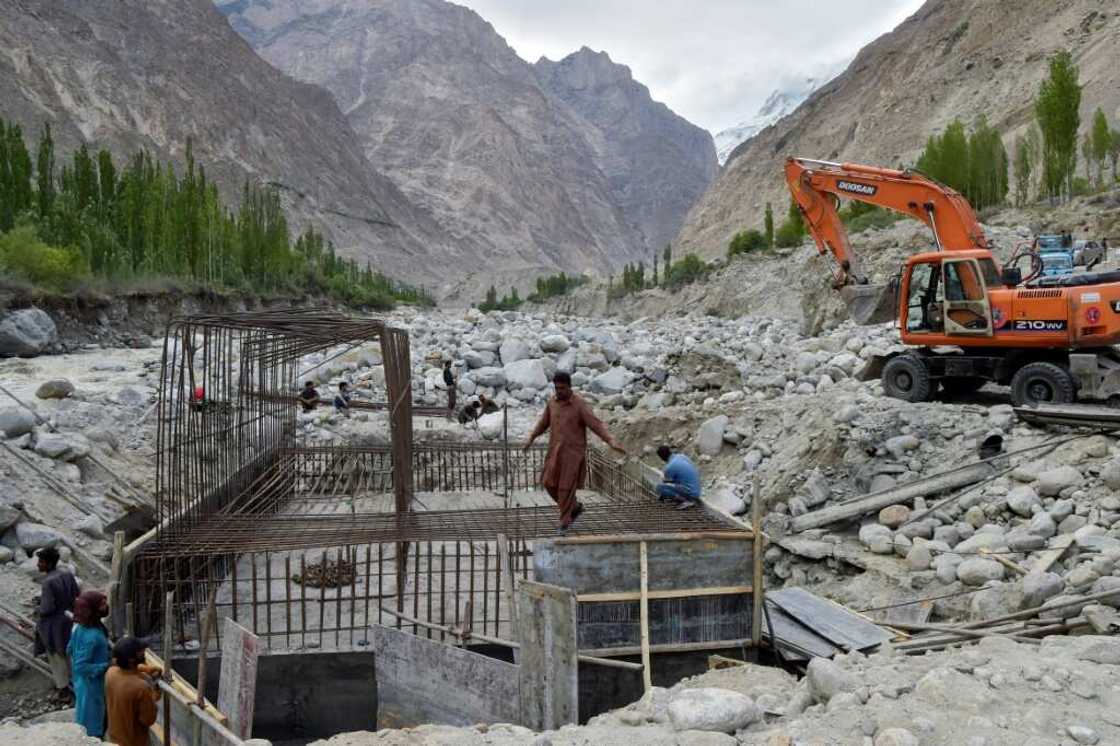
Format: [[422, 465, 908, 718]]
[[524, 371, 626, 533]]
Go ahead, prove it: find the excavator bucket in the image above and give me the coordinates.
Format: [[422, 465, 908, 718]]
[[840, 283, 896, 325]]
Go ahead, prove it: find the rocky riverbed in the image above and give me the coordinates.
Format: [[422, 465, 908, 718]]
[[4, 288, 1120, 735]]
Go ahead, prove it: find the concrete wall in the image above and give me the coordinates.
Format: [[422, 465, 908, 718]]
[[370, 624, 520, 729], [174, 649, 375, 743]]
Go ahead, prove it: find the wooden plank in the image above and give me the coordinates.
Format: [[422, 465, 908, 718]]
[[576, 585, 752, 603], [516, 580, 578, 731], [553, 531, 752, 545], [751, 480, 764, 648], [790, 462, 994, 532], [1032, 534, 1075, 574], [216, 619, 259, 740], [980, 548, 1028, 576], [767, 588, 892, 651], [639, 542, 652, 693]]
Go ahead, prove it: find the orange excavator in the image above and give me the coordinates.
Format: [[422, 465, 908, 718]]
[[785, 158, 1120, 406]]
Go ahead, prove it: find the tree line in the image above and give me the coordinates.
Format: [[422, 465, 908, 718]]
[[0, 119, 431, 308]]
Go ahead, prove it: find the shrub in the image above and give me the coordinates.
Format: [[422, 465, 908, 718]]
[[666, 253, 708, 289], [727, 229, 768, 258], [0, 224, 88, 291]]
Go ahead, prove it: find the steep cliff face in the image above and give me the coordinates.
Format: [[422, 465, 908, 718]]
[[218, 0, 716, 290], [534, 48, 718, 254], [676, 0, 1120, 261], [0, 0, 463, 290]]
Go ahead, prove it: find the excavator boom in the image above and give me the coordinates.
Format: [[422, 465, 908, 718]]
[[785, 158, 992, 324]]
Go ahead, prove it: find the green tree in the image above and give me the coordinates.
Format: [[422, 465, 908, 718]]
[[36, 123, 55, 220], [652, 254, 659, 286], [763, 202, 774, 248], [662, 244, 672, 286], [1013, 134, 1033, 207], [774, 198, 806, 248], [728, 229, 767, 257], [1110, 128, 1120, 184], [1091, 108, 1111, 187], [1082, 133, 1093, 186], [1035, 50, 1081, 200]]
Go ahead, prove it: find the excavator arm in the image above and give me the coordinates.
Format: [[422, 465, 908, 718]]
[[785, 158, 992, 325], [785, 158, 991, 285]]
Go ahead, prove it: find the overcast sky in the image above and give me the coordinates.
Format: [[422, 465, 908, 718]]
[[456, 0, 926, 134]]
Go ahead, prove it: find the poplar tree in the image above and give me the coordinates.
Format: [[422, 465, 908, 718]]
[[764, 202, 774, 248], [1091, 108, 1111, 187], [36, 123, 55, 220], [1035, 50, 1081, 200]]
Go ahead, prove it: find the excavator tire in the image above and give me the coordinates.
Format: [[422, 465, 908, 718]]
[[940, 377, 987, 396], [1010, 362, 1076, 407], [881, 354, 933, 403]]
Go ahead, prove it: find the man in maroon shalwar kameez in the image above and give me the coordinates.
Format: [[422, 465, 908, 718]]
[[524, 371, 626, 531]]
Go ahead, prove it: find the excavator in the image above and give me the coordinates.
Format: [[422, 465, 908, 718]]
[[784, 158, 1120, 406]]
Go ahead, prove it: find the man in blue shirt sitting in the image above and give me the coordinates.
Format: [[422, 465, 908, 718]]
[[657, 445, 701, 510]]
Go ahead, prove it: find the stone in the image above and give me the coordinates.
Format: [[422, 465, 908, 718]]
[[1059, 515, 1089, 534], [463, 350, 494, 369], [575, 346, 610, 371], [1005, 530, 1046, 552], [1089, 577, 1120, 608], [875, 728, 919, 746], [1036, 466, 1082, 496], [556, 349, 577, 374], [590, 367, 635, 396], [476, 412, 504, 440], [33, 433, 90, 462], [0, 546, 12, 564], [0, 308, 58, 356], [15, 522, 64, 551], [705, 487, 746, 516], [956, 558, 1005, 586], [884, 434, 920, 459], [0, 408, 36, 438], [878, 505, 910, 529], [1028, 511, 1057, 538], [803, 469, 831, 507], [1076, 638, 1120, 664], [666, 688, 760, 733], [1066, 725, 1100, 745], [806, 658, 857, 704], [116, 387, 146, 407], [0, 503, 21, 532], [1050, 499, 1075, 522], [498, 338, 531, 364], [75, 515, 104, 539], [1099, 458, 1120, 491], [695, 415, 729, 457], [35, 379, 74, 400], [539, 334, 570, 353], [503, 359, 548, 390], [1021, 572, 1064, 608], [471, 367, 507, 388], [859, 524, 894, 554], [1006, 485, 1042, 517], [907, 543, 932, 571]]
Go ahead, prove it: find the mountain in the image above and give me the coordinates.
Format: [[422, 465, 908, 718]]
[[216, 0, 716, 292], [712, 66, 845, 166], [534, 48, 718, 254], [0, 0, 461, 291], [676, 0, 1120, 263]]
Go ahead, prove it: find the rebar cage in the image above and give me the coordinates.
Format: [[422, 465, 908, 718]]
[[126, 309, 736, 650]]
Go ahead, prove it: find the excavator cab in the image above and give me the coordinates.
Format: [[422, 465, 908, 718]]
[[899, 254, 996, 340]]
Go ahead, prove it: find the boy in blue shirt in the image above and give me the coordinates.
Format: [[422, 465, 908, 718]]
[[657, 445, 701, 510]]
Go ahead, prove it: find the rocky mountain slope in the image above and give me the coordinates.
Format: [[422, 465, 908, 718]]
[[0, 0, 462, 291], [677, 0, 1120, 262], [534, 48, 718, 254], [217, 0, 716, 293]]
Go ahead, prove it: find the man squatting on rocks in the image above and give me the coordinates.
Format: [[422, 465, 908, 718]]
[[657, 445, 701, 510], [35, 546, 80, 700], [524, 371, 626, 532]]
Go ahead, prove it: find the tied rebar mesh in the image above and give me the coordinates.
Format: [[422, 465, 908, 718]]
[[131, 309, 737, 645]]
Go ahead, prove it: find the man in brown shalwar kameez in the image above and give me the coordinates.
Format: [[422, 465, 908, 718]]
[[524, 371, 626, 532]]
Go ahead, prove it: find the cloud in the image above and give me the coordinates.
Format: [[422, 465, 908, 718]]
[[454, 0, 926, 133]]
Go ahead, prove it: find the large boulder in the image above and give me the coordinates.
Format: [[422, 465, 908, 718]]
[[0, 308, 58, 357], [1022, 572, 1064, 608], [503, 359, 547, 391], [590, 367, 635, 396], [463, 350, 496, 369], [471, 367, 507, 388], [539, 334, 570, 353], [14, 522, 65, 551], [695, 415, 729, 456], [35, 379, 75, 400], [0, 503, 20, 532], [666, 688, 760, 733], [34, 432, 91, 462], [1036, 466, 1083, 496], [956, 558, 1005, 586], [498, 338, 531, 364], [477, 412, 504, 440], [806, 658, 857, 704], [0, 408, 36, 438], [1006, 485, 1042, 517]]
